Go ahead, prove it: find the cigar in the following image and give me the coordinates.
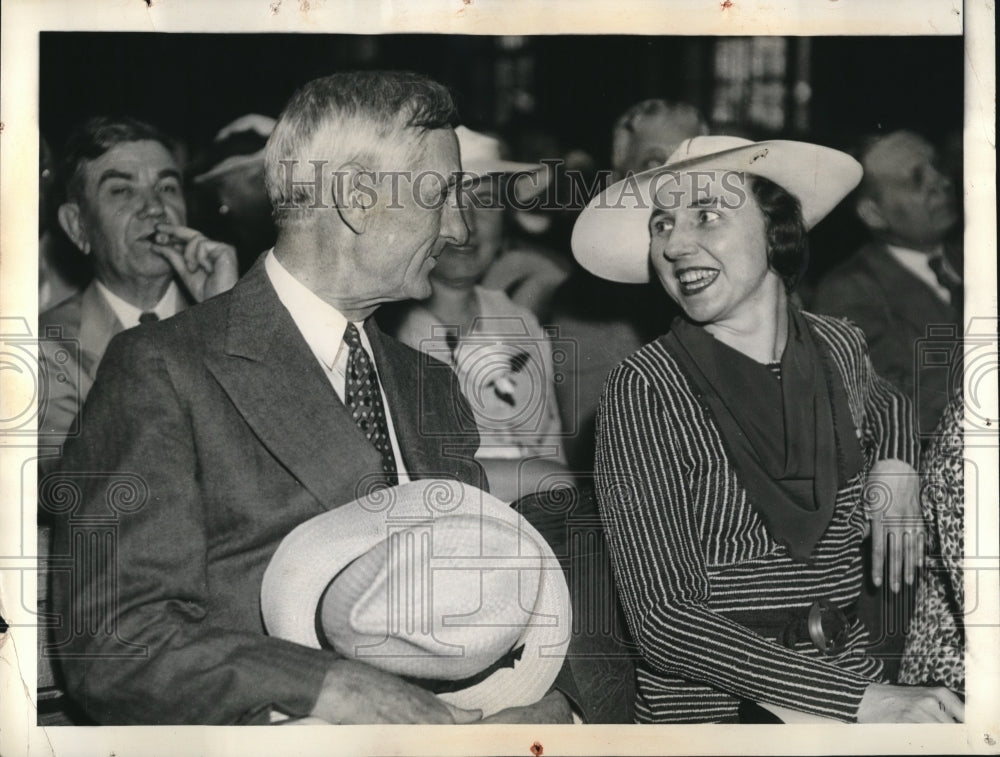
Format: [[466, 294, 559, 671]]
[[143, 231, 186, 248]]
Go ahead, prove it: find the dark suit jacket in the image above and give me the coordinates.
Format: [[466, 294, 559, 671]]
[[48, 260, 485, 724], [813, 242, 961, 436]]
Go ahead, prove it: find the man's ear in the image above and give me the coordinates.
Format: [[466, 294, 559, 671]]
[[57, 202, 91, 254], [332, 162, 378, 235], [856, 196, 888, 232]]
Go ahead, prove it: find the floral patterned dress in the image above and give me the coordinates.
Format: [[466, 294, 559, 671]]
[[898, 393, 965, 693]]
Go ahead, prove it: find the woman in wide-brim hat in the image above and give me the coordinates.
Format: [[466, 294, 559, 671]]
[[574, 136, 963, 724]]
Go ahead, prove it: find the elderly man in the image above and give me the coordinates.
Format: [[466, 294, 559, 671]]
[[39, 117, 238, 450], [49, 71, 575, 725], [814, 130, 962, 437]]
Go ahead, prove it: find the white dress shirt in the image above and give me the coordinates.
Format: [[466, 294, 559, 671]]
[[885, 244, 952, 303], [264, 250, 410, 481], [95, 280, 184, 328]]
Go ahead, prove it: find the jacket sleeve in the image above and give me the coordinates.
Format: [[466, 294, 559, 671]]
[[594, 362, 873, 722], [848, 322, 921, 468], [49, 330, 337, 725], [813, 268, 914, 398]]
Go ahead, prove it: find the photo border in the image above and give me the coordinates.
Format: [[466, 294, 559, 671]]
[[2, 1, 995, 755]]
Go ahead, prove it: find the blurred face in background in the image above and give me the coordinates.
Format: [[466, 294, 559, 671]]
[[859, 131, 957, 251], [613, 106, 706, 179], [430, 185, 504, 290]]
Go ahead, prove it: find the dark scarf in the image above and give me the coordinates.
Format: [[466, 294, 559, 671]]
[[664, 306, 864, 562]]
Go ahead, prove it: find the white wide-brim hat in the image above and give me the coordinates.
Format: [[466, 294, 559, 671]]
[[571, 136, 863, 283], [261, 479, 571, 717]]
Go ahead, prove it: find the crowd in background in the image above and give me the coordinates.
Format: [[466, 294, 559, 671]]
[[36, 78, 968, 724]]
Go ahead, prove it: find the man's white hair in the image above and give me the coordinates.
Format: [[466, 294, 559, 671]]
[[264, 71, 457, 226]]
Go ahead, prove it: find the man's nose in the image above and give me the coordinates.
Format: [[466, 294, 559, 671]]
[[137, 188, 168, 218], [442, 199, 470, 246], [931, 164, 953, 192]]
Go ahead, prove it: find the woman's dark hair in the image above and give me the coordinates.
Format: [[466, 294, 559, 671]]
[[748, 174, 808, 292]]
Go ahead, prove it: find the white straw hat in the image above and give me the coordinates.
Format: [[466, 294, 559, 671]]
[[571, 136, 863, 283], [260, 479, 571, 717]]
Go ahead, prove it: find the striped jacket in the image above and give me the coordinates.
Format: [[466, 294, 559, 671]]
[[595, 313, 918, 723]]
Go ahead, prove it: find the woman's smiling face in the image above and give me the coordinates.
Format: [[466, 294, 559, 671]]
[[648, 172, 778, 327]]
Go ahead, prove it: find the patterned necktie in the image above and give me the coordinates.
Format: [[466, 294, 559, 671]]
[[342, 322, 398, 484]]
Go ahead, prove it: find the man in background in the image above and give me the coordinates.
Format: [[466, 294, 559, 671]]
[[814, 129, 962, 681], [39, 117, 238, 450], [814, 129, 962, 438], [50, 71, 575, 725], [189, 113, 279, 274], [610, 99, 707, 180]]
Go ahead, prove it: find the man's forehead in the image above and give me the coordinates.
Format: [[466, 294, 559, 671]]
[[865, 133, 935, 176], [371, 126, 459, 174], [83, 139, 179, 178], [630, 112, 701, 148]]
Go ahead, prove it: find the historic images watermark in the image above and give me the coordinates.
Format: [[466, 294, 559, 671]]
[[270, 160, 752, 214]]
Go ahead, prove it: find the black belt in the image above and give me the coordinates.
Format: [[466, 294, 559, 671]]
[[726, 599, 857, 656]]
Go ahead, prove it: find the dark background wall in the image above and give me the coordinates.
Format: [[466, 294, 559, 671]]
[[40, 33, 962, 158], [40, 32, 964, 278]]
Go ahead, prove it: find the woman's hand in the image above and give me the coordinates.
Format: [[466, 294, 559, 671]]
[[864, 459, 925, 592], [857, 683, 964, 723]]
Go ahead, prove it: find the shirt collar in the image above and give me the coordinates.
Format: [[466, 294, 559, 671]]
[[884, 244, 953, 303], [264, 249, 362, 370], [94, 279, 182, 329], [885, 243, 945, 263]]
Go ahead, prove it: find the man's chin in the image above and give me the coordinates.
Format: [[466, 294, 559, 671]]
[[408, 279, 434, 301], [135, 247, 175, 269]]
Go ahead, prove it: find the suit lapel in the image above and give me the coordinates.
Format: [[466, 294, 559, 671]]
[[862, 244, 958, 331], [78, 282, 125, 382], [205, 260, 384, 511], [78, 281, 192, 382]]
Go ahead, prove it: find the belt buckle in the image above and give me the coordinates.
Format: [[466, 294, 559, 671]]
[[806, 599, 849, 655]]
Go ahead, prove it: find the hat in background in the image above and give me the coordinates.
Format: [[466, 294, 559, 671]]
[[456, 125, 549, 202], [572, 136, 863, 283], [192, 114, 276, 184], [261, 479, 571, 717]]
